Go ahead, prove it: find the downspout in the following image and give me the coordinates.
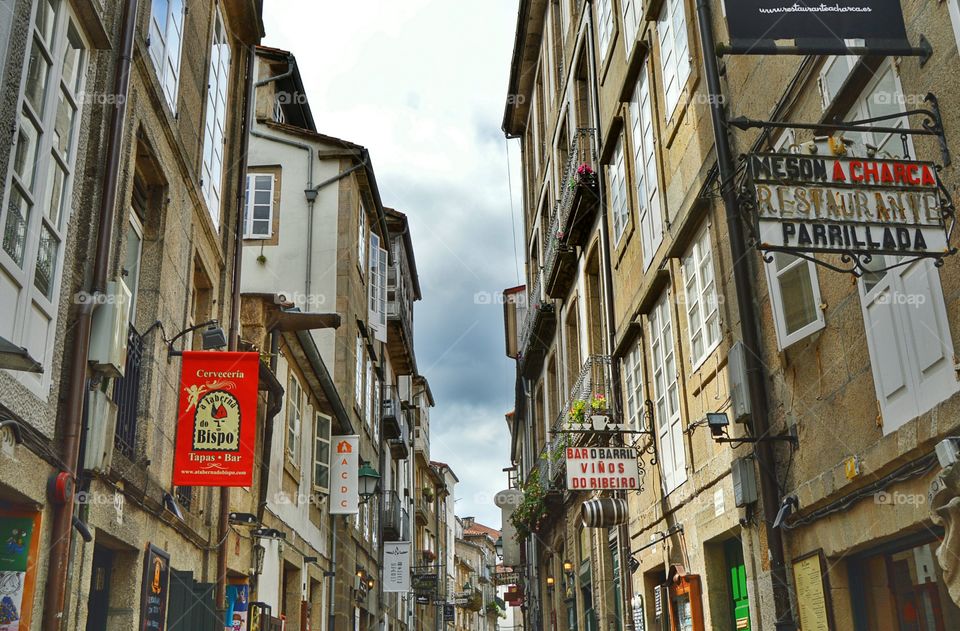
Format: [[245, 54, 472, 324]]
[[257, 330, 282, 523], [219, 42, 258, 613], [42, 2, 138, 628], [695, 1, 796, 628]]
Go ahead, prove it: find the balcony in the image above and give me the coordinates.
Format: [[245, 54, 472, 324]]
[[387, 248, 415, 374], [382, 385, 402, 440], [113, 324, 144, 459], [414, 425, 430, 456], [544, 355, 617, 485], [389, 412, 410, 460], [517, 274, 556, 378], [382, 491, 409, 541], [415, 493, 435, 526], [543, 128, 600, 299]]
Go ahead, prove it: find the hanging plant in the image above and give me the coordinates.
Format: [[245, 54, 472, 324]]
[[568, 399, 587, 427], [422, 486, 435, 502], [510, 469, 548, 542]]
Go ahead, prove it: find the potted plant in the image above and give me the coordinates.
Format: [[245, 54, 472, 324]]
[[421, 549, 437, 563], [568, 399, 588, 431], [510, 469, 548, 542], [466, 590, 483, 612], [422, 486, 435, 503], [569, 163, 598, 190], [590, 393, 609, 430]]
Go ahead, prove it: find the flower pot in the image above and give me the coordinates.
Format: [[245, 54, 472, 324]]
[[591, 415, 608, 430]]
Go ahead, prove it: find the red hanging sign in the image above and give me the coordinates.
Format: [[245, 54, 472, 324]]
[[173, 351, 259, 487]]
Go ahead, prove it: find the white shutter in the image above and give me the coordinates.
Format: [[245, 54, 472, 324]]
[[650, 292, 686, 492], [368, 233, 387, 342], [860, 258, 957, 434]]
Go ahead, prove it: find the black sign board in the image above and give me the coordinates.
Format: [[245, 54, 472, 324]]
[[444, 604, 456, 622], [723, 0, 910, 53], [139, 544, 170, 631], [412, 572, 438, 595]]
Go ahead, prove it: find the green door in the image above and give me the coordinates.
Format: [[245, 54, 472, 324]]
[[725, 540, 751, 631]]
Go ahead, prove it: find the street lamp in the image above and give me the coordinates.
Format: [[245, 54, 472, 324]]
[[495, 536, 504, 560], [358, 461, 380, 503]]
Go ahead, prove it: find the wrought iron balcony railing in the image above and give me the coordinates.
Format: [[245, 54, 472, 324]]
[[542, 128, 599, 295], [518, 273, 552, 356], [113, 323, 144, 459], [545, 355, 616, 482], [382, 490, 409, 541]]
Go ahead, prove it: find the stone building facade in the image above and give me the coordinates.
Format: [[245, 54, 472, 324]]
[[0, 0, 263, 628], [502, 0, 960, 630]]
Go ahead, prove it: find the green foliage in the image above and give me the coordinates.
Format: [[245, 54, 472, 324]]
[[510, 468, 548, 542]]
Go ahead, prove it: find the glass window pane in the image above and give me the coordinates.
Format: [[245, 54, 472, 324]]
[[34, 223, 59, 298], [13, 119, 41, 191], [3, 187, 32, 266], [62, 24, 84, 93], [35, 0, 59, 44], [25, 39, 51, 116], [43, 157, 66, 228], [53, 89, 76, 156], [254, 190, 271, 205], [779, 263, 818, 334]]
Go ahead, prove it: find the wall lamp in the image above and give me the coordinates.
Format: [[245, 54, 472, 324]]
[[162, 492, 185, 522], [704, 412, 798, 448], [252, 528, 286, 540], [159, 319, 227, 357], [358, 461, 381, 504], [545, 576, 556, 592], [229, 512, 258, 526]]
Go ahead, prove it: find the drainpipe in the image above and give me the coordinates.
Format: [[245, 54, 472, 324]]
[[695, 1, 796, 628], [218, 42, 258, 613], [42, 2, 138, 629]]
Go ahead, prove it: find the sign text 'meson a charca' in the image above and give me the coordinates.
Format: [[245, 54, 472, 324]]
[[746, 152, 948, 257]]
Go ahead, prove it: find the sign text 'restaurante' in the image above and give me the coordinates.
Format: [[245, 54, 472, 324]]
[[747, 153, 947, 256]]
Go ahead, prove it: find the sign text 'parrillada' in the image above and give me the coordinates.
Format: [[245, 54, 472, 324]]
[[746, 152, 948, 257]]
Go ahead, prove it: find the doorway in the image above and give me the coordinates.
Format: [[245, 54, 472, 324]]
[[724, 539, 750, 631], [85, 545, 114, 631]]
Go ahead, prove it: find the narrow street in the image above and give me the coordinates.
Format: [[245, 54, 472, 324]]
[[0, 1, 959, 630]]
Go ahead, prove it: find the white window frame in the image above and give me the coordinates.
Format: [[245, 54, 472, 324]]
[[609, 136, 629, 245], [148, 0, 185, 111], [313, 412, 331, 494], [0, 0, 87, 395], [201, 7, 231, 227], [364, 357, 373, 429], [354, 334, 364, 410], [122, 212, 144, 323], [950, 0, 960, 54], [852, 64, 958, 433], [629, 65, 663, 268], [595, 0, 614, 62], [657, 0, 691, 119], [368, 233, 387, 342], [682, 224, 721, 370], [286, 373, 302, 466], [622, 340, 645, 430], [622, 0, 642, 58], [761, 130, 825, 350], [818, 53, 860, 110], [649, 292, 686, 492], [357, 211, 366, 275], [243, 173, 274, 238]]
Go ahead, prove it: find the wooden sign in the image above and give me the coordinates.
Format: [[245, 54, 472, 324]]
[[173, 351, 259, 486], [139, 544, 170, 631], [792, 550, 834, 631]]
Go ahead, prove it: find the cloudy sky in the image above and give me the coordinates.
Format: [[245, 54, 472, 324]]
[[263, 2, 523, 528]]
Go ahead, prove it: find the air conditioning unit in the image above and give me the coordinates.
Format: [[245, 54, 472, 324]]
[[83, 389, 117, 473], [88, 280, 131, 377]]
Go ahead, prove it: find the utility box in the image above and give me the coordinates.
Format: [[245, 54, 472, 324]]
[[88, 280, 131, 377], [728, 341, 751, 423], [732, 456, 758, 507]]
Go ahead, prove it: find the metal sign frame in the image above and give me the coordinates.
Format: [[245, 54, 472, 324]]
[[733, 95, 958, 276]]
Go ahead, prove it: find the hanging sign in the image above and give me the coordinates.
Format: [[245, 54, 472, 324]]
[[330, 436, 359, 514], [0, 509, 41, 630], [383, 542, 411, 593], [722, 0, 910, 53], [139, 544, 170, 631], [565, 446, 640, 490], [173, 352, 259, 487], [747, 152, 949, 257]]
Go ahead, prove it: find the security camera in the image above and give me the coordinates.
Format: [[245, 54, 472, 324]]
[[773, 496, 798, 529]]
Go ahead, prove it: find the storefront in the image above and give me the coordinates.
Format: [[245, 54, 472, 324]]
[[0, 507, 41, 630], [849, 532, 960, 631]]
